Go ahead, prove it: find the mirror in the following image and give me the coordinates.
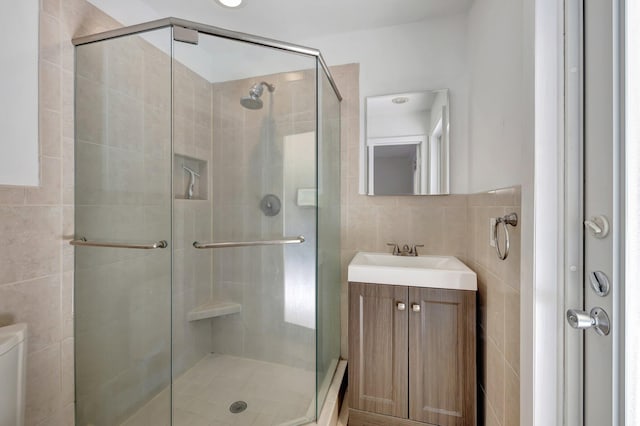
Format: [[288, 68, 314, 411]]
[[365, 89, 449, 195]]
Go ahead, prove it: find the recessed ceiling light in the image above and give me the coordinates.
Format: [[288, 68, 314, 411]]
[[391, 97, 409, 104], [216, 0, 243, 8]]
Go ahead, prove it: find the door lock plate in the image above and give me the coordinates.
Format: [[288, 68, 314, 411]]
[[589, 270, 611, 297]]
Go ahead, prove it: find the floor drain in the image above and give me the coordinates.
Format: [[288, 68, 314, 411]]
[[229, 401, 248, 414]]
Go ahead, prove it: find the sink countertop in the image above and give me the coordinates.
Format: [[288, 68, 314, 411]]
[[347, 252, 477, 291]]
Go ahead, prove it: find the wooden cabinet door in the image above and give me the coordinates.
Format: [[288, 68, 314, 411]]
[[349, 282, 409, 418], [408, 287, 476, 426]]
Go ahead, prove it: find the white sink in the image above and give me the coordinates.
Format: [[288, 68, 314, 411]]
[[348, 252, 477, 291]]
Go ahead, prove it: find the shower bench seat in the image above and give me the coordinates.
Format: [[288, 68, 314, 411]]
[[187, 301, 242, 321]]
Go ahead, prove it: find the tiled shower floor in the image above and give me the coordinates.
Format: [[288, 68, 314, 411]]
[[123, 354, 316, 426]]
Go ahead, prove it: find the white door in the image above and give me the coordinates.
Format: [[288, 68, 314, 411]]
[[564, 0, 622, 424]]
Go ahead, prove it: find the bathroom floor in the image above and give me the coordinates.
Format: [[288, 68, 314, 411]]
[[123, 353, 316, 426]]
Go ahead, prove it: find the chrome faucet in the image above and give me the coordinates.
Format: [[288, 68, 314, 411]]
[[183, 165, 200, 199], [387, 242, 401, 255], [386, 243, 424, 256]]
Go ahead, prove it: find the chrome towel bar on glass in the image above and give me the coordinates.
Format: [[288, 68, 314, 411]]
[[70, 238, 168, 250], [193, 235, 305, 249], [493, 213, 518, 260]]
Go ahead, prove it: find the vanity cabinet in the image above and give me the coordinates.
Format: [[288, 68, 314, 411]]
[[348, 282, 476, 426]]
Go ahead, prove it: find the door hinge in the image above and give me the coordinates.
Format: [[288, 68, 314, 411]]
[[173, 26, 199, 45]]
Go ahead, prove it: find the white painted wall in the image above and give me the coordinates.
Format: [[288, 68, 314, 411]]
[[0, 0, 39, 186], [467, 1, 536, 425], [301, 14, 470, 194], [467, 0, 530, 193]]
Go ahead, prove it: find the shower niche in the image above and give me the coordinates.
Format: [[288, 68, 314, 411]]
[[173, 153, 208, 200], [73, 19, 342, 426]]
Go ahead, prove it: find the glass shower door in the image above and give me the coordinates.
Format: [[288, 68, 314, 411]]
[[316, 63, 342, 417], [73, 28, 173, 426], [171, 31, 320, 426]]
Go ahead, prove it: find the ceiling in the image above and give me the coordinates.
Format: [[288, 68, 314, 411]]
[[87, 0, 473, 42]]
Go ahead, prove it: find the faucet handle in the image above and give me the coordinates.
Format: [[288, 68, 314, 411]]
[[386, 242, 400, 255], [411, 244, 424, 256]]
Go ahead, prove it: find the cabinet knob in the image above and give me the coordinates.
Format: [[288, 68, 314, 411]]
[[397, 302, 406, 311], [411, 303, 421, 312]]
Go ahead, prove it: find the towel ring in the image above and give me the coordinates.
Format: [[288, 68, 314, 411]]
[[493, 212, 518, 260]]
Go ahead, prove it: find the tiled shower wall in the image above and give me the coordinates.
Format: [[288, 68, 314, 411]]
[[0, 1, 121, 424], [171, 61, 214, 378], [208, 69, 318, 370]]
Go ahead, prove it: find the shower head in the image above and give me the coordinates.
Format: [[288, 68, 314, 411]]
[[240, 81, 275, 110], [240, 96, 263, 110]]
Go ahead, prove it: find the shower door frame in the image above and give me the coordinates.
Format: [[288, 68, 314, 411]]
[[72, 17, 342, 102], [72, 17, 343, 425]]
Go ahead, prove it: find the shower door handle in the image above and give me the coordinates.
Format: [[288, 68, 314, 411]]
[[70, 237, 168, 249]]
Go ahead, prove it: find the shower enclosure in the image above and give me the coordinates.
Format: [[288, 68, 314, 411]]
[[71, 18, 341, 425]]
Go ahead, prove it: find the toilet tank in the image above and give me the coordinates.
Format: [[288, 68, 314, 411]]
[[0, 323, 27, 426]]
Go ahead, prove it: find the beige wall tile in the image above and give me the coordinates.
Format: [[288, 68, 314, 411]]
[[106, 39, 144, 99], [505, 363, 520, 426], [106, 91, 144, 152], [486, 272, 506, 353], [75, 76, 105, 144], [40, 12, 61, 66], [0, 187, 26, 205], [494, 186, 518, 207], [0, 207, 61, 285], [41, 108, 62, 158], [486, 401, 502, 426], [486, 338, 505, 425], [0, 275, 61, 354], [61, 271, 74, 339], [442, 206, 469, 256], [61, 337, 75, 406], [476, 265, 488, 330], [40, 60, 61, 112], [25, 344, 62, 425], [407, 205, 445, 251], [43, 0, 61, 18], [505, 285, 520, 374]]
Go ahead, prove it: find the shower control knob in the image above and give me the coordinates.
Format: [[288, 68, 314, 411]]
[[396, 302, 406, 311]]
